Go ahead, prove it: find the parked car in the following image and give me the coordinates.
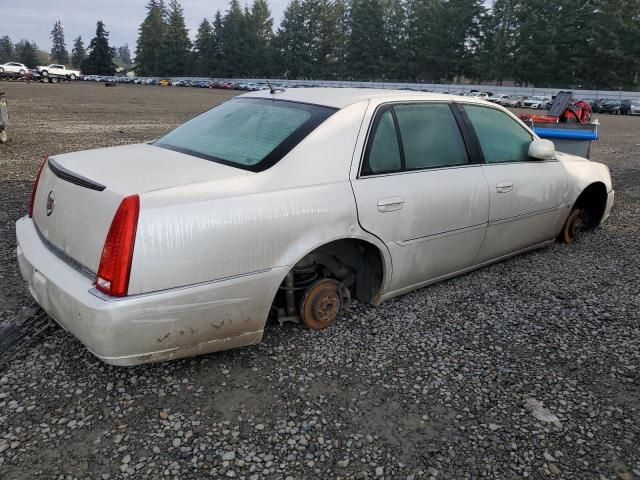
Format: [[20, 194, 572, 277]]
[[589, 98, 610, 113], [599, 100, 622, 115], [0, 62, 28, 75], [488, 95, 510, 104], [624, 99, 640, 115], [501, 96, 529, 108], [159, 79, 172, 87], [35, 64, 81, 79], [17, 89, 614, 365], [464, 91, 490, 99], [521, 96, 551, 109]]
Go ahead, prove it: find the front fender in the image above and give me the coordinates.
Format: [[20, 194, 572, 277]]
[[558, 153, 613, 203]]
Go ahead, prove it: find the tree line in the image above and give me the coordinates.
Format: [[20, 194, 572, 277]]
[[1, 20, 132, 74], [3, 0, 639, 88], [136, 0, 640, 89]]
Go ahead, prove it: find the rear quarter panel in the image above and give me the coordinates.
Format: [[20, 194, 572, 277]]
[[128, 100, 380, 295]]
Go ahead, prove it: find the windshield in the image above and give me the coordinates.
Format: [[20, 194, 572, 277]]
[[155, 98, 336, 172]]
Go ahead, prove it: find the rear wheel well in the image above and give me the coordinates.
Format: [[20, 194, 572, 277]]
[[300, 239, 384, 304], [572, 182, 608, 229], [272, 239, 385, 322]]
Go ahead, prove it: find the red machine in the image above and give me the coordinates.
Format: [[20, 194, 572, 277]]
[[519, 92, 591, 125]]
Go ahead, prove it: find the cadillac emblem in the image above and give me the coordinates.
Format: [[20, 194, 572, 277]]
[[46, 191, 55, 216]]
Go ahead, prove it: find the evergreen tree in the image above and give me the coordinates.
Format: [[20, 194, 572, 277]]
[[136, 0, 167, 75], [212, 11, 225, 74], [587, 0, 640, 89], [71, 36, 87, 69], [0, 36, 14, 63], [14, 40, 40, 67], [194, 18, 218, 75], [245, 0, 274, 76], [162, 0, 191, 75], [81, 21, 116, 75], [221, 0, 247, 76], [333, 0, 350, 79], [474, 0, 519, 84], [349, 0, 387, 80], [310, 0, 343, 78], [50, 20, 70, 65], [384, 0, 408, 80], [117, 44, 132, 65], [407, 0, 484, 81], [512, 0, 583, 87], [274, 0, 311, 78]]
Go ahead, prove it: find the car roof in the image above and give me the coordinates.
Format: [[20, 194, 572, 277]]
[[241, 87, 491, 109]]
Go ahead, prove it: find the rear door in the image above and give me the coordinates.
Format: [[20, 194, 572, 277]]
[[461, 103, 568, 262], [351, 102, 489, 295]]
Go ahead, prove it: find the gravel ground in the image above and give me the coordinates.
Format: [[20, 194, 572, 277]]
[[0, 82, 639, 480]]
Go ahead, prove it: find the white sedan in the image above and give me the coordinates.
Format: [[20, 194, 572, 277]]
[[16, 89, 614, 365], [0, 62, 28, 75], [522, 96, 552, 109]]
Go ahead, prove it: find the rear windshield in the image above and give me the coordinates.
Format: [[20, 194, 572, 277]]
[[155, 98, 336, 172]]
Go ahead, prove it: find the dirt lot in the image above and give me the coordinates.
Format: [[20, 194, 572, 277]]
[[0, 82, 639, 479]]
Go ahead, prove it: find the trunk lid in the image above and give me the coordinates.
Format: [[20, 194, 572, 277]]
[[32, 143, 250, 274]]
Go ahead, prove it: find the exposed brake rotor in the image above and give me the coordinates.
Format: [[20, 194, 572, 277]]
[[300, 278, 350, 330]]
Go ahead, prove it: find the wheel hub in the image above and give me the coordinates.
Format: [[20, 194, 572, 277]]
[[301, 279, 344, 330]]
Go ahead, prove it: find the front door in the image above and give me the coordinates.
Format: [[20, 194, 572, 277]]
[[351, 102, 489, 295], [461, 104, 568, 262]]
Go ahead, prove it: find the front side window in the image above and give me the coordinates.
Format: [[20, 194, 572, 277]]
[[155, 98, 336, 172], [464, 105, 533, 163], [394, 103, 469, 170]]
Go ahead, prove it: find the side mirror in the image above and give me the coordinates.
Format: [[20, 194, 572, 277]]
[[528, 139, 555, 160]]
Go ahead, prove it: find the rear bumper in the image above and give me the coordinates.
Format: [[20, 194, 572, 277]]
[[16, 217, 284, 366]]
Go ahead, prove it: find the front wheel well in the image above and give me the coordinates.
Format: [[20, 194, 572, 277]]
[[572, 182, 608, 229]]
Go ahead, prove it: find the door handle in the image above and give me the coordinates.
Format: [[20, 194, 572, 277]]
[[377, 197, 405, 212], [496, 182, 514, 193]]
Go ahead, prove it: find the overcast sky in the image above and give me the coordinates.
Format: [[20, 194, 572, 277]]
[[0, 0, 290, 56]]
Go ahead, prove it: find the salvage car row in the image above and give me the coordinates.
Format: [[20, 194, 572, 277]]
[[487, 93, 640, 114]]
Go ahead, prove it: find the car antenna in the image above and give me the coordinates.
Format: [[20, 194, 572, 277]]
[[267, 80, 284, 94]]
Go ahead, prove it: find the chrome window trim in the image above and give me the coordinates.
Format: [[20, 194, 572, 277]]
[[357, 100, 468, 179]]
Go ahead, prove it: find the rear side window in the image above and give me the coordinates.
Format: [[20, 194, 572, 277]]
[[394, 104, 469, 170], [155, 98, 336, 172], [464, 105, 533, 163], [362, 109, 402, 175], [361, 103, 469, 176]]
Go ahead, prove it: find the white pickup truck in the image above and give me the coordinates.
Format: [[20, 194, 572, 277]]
[[35, 64, 81, 79]]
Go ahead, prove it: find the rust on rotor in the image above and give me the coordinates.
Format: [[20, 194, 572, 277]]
[[300, 278, 343, 330]]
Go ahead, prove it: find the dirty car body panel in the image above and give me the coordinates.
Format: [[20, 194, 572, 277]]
[[16, 89, 614, 365]]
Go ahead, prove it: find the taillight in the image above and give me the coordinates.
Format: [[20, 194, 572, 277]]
[[96, 195, 140, 297], [29, 157, 48, 218]]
